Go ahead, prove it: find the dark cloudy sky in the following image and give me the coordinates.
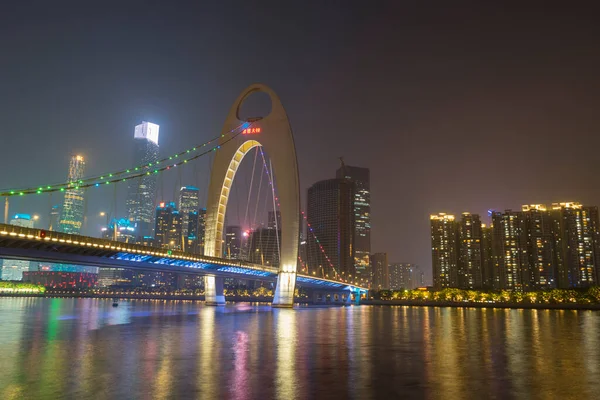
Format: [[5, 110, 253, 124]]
[[1, 1, 599, 284]]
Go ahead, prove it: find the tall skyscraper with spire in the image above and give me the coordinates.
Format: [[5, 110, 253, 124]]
[[59, 155, 86, 234], [126, 121, 160, 240]]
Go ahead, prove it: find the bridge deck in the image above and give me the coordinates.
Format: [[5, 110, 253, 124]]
[[0, 223, 366, 291]]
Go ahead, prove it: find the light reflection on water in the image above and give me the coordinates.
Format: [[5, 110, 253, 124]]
[[0, 298, 599, 399]]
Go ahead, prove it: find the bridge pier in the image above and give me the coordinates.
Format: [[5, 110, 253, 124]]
[[272, 271, 296, 308], [204, 276, 225, 306]]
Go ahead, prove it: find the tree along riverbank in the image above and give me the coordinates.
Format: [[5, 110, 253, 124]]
[[366, 287, 600, 310]]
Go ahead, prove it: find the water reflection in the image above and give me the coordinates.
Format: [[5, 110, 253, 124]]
[[0, 299, 599, 399]]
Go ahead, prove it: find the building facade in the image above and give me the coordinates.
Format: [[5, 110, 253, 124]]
[[336, 164, 371, 285], [430, 213, 458, 290], [154, 202, 183, 250], [59, 155, 86, 234], [371, 252, 389, 290], [179, 186, 200, 243], [307, 179, 354, 279], [126, 121, 160, 240], [457, 213, 483, 289], [389, 263, 417, 290], [225, 225, 242, 259]]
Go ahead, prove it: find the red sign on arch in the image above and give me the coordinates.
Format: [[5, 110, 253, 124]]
[[242, 127, 261, 134]]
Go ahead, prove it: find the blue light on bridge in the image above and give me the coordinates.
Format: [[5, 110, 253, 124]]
[[217, 266, 273, 277]]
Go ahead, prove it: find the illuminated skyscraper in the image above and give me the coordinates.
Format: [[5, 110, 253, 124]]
[[550, 202, 599, 288], [179, 186, 200, 242], [481, 223, 495, 289], [430, 213, 458, 290], [1, 214, 35, 280], [154, 202, 182, 250], [389, 263, 416, 290], [59, 155, 86, 234], [370, 252, 389, 289], [491, 210, 528, 291], [522, 204, 556, 289], [127, 121, 159, 239], [225, 225, 242, 259], [198, 208, 206, 255], [336, 163, 371, 284], [457, 213, 483, 289], [307, 178, 354, 279]]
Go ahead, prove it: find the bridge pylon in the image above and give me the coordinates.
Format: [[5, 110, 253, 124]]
[[203, 83, 301, 308]]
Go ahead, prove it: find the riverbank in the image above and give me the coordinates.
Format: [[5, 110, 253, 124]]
[[363, 299, 600, 310]]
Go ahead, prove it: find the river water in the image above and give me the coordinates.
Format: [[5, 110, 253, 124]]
[[0, 298, 599, 399]]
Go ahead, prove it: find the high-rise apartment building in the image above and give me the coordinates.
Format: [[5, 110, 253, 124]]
[[1, 214, 35, 280], [491, 210, 528, 291], [481, 223, 495, 289], [179, 186, 200, 242], [389, 263, 417, 290], [370, 252, 389, 289], [307, 179, 354, 279], [550, 202, 599, 288], [127, 122, 160, 240], [430, 213, 458, 290], [457, 213, 483, 289], [522, 204, 556, 289], [59, 155, 86, 234], [336, 163, 371, 283], [154, 202, 182, 250]]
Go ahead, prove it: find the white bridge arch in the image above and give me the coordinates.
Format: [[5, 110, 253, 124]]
[[204, 83, 300, 307]]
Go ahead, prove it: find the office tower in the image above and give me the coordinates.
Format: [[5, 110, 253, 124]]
[[481, 224, 495, 289], [179, 186, 200, 242], [198, 208, 207, 255], [126, 121, 160, 239], [550, 202, 599, 288], [186, 210, 200, 254], [247, 227, 281, 267], [58, 155, 86, 234], [389, 263, 415, 290], [101, 218, 137, 243], [48, 205, 60, 231], [154, 202, 182, 250], [225, 225, 242, 259], [491, 210, 528, 291], [522, 204, 556, 289], [457, 213, 483, 289], [1, 214, 34, 280], [307, 179, 354, 279], [268, 211, 281, 230], [430, 213, 458, 290], [370, 252, 389, 289], [336, 163, 371, 283]]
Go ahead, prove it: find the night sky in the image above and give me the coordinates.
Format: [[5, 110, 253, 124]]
[[1, 1, 599, 284]]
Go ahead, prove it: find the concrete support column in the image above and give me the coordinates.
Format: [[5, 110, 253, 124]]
[[204, 276, 225, 306], [273, 271, 296, 308]]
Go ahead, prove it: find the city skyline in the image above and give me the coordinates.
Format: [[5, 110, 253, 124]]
[[2, 3, 600, 286]]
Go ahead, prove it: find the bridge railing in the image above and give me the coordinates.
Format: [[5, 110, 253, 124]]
[[0, 223, 278, 274]]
